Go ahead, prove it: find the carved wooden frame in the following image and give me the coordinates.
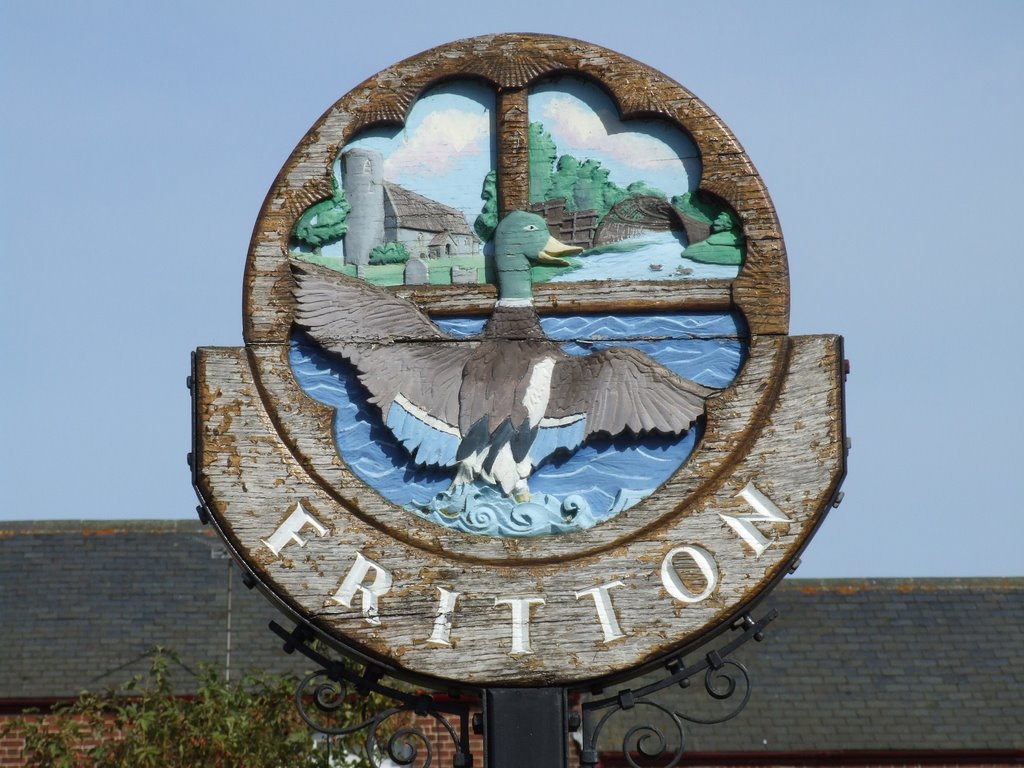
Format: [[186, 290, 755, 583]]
[[194, 33, 846, 687]]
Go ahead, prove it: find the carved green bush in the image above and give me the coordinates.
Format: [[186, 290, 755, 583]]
[[474, 169, 498, 242], [292, 175, 352, 254], [369, 242, 411, 265], [671, 193, 745, 266]]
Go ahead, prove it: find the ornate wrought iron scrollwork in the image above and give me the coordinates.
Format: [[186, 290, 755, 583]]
[[578, 610, 775, 768], [294, 669, 357, 734], [269, 621, 474, 768], [588, 699, 686, 768], [273, 610, 772, 768]]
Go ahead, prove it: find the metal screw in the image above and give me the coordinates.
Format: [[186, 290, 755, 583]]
[[471, 712, 484, 735], [832, 491, 845, 508]]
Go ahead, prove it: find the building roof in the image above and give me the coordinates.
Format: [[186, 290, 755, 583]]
[[594, 578, 1024, 754], [383, 182, 475, 237], [0, 520, 305, 701], [1, 521, 1021, 754], [428, 231, 454, 247]]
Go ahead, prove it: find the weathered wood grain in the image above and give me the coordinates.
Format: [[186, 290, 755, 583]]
[[292, 260, 739, 337], [497, 88, 530, 217], [386, 278, 734, 317], [195, 334, 844, 686]]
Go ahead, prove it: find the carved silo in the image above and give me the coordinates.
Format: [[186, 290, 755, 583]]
[[342, 148, 385, 266]]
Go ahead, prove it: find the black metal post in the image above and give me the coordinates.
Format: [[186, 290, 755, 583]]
[[484, 687, 568, 768]]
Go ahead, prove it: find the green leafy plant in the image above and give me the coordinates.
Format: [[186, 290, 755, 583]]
[[527, 122, 666, 224], [2, 648, 387, 768], [292, 174, 353, 255], [474, 169, 498, 242], [670, 192, 745, 266], [368, 242, 411, 265]]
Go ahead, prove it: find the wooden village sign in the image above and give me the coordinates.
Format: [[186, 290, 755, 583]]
[[192, 33, 847, 691]]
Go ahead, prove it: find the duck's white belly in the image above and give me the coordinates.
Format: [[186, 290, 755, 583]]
[[453, 356, 558, 496], [521, 357, 556, 428]]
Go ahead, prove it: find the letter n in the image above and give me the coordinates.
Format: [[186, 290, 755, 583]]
[[720, 482, 791, 557]]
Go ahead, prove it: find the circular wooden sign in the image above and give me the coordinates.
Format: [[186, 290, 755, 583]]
[[193, 33, 846, 687]]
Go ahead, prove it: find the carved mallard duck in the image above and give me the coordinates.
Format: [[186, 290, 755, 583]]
[[292, 211, 713, 501]]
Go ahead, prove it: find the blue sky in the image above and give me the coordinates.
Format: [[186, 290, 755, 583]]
[[2, 1, 1022, 579]]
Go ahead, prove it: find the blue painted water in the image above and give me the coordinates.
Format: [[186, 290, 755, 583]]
[[436, 312, 745, 341], [290, 312, 746, 537], [548, 231, 739, 282]]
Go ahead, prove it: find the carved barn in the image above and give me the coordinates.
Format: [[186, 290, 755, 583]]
[[383, 182, 480, 260]]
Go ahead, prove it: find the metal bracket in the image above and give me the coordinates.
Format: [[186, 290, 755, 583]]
[[578, 610, 776, 768], [269, 621, 474, 768], [268, 609, 773, 768]]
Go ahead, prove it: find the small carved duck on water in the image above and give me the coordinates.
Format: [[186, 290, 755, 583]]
[[292, 211, 713, 501]]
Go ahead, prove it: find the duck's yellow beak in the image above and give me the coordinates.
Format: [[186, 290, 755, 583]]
[[536, 235, 584, 266]]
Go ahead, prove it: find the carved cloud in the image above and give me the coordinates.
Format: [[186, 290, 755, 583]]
[[384, 109, 490, 177], [539, 96, 693, 173]]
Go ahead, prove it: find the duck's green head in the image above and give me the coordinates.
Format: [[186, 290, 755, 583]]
[[493, 211, 583, 301]]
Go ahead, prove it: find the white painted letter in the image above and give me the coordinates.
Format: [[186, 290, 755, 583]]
[[427, 587, 460, 646], [494, 596, 545, 655], [330, 552, 393, 626], [261, 502, 328, 556], [575, 581, 626, 643], [720, 482, 791, 557], [661, 545, 718, 604]]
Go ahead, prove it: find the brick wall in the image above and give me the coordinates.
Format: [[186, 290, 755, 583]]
[[0, 706, 483, 767], [0, 711, 118, 768], [0, 721, 24, 768], [404, 709, 484, 766], [5, 709, 1022, 767]]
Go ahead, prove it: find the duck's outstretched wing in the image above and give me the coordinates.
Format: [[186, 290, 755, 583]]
[[292, 261, 449, 344], [544, 346, 714, 439], [292, 262, 476, 467]]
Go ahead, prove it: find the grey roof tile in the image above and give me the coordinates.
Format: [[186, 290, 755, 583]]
[[593, 577, 1024, 752], [0, 520, 308, 698]]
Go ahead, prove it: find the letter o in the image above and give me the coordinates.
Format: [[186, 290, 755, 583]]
[[660, 545, 718, 604]]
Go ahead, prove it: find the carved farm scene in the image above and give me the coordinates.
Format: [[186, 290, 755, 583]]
[[290, 78, 745, 290], [290, 81, 494, 286]]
